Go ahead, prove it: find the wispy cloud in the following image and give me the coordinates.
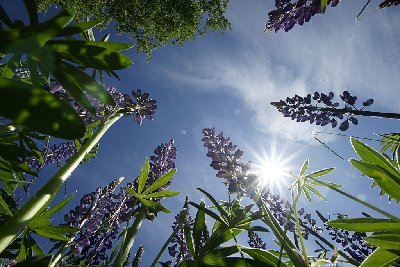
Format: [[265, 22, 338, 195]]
[[156, 1, 400, 142]]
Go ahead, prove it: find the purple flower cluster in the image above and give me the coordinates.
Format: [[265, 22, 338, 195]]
[[266, 0, 340, 32], [166, 202, 209, 266], [272, 91, 374, 131], [168, 208, 194, 264], [202, 128, 253, 195], [378, 0, 400, 8], [50, 84, 157, 125], [316, 211, 374, 263], [248, 231, 267, 250], [25, 142, 76, 171], [260, 189, 322, 239], [64, 178, 125, 265], [63, 140, 177, 265]]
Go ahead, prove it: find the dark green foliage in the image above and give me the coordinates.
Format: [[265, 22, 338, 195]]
[[37, 0, 231, 56]]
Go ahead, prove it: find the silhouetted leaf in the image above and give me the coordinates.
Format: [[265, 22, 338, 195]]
[[0, 78, 86, 139]]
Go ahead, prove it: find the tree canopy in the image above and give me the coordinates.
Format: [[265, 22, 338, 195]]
[[37, 0, 231, 55]]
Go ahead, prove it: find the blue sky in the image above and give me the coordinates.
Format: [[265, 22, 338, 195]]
[[4, 0, 400, 265]]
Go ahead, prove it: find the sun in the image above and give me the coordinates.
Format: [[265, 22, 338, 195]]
[[258, 157, 288, 183]]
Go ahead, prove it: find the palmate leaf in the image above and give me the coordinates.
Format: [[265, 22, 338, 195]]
[[189, 201, 225, 224], [200, 226, 241, 257], [46, 40, 133, 70], [140, 190, 179, 199], [0, 9, 73, 54], [39, 194, 74, 219], [328, 218, 400, 232], [196, 188, 229, 223], [0, 77, 86, 139], [142, 168, 177, 194], [351, 138, 400, 178], [138, 158, 150, 194], [56, 18, 104, 37], [37, 55, 114, 113], [31, 225, 77, 241], [307, 167, 335, 178], [350, 159, 400, 202]]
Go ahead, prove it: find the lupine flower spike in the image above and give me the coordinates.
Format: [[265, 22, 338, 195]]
[[269, 91, 400, 131], [266, 0, 340, 33]]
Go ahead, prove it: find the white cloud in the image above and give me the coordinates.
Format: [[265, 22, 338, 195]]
[[156, 1, 400, 142]]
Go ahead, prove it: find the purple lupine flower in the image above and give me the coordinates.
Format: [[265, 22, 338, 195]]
[[49, 84, 157, 125], [378, 0, 400, 8], [25, 142, 76, 171], [266, 0, 340, 33], [271, 91, 374, 131], [202, 128, 253, 195], [248, 231, 267, 250], [130, 89, 158, 125], [316, 211, 374, 264], [64, 177, 124, 265]]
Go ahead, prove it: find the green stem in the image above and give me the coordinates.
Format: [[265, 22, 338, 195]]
[[150, 224, 182, 267], [310, 178, 399, 220], [253, 190, 306, 267], [0, 113, 123, 253], [113, 206, 147, 267], [292, 189, 309, 267]]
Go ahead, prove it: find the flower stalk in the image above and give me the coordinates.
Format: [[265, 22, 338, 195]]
[[113, 205, 147, 267], [0, 112, 123, 253]]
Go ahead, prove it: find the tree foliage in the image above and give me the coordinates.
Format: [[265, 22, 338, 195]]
[[37, 0, 231, 56]]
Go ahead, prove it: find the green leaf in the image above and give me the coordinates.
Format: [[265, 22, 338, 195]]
[[242, 248, 287, 267], [351, 138, 400, 178], [32, 228, 70, 241], [184, 225, 196, 258], [23, 0, 38, 25], [193, 201, 206, 254], [124, 187, 139, 198], [32, 225, 77, 241], [0, 78, 86, 139], [200, 256, 264, 266], [138, 158, 150, 194], [0, 9, 74, 54], [141, 190, 179, 199], [143, 169, 177, 194], [201, 226, 241, 256], [14, 255, 53, 267], [321, 0, 328, 11], [38, 57, 115, 109], [360, 248, 399, 267], [189, 201, 225, 224], [56, 19, 104, 36], [39, 194, 74, 219], [138, 198, 171, 213], [0, 5, 14, 28], [196, 188, 229, 223], [203, 246, 238, 259], [328, 218, 400, 232], [366, 234, 400, 250], [306, 185, 327, 201], [28, 218, 51, 229], [351, 159, 400, 202], [307, 167, 335, 178], [46, 40, 133, 70], [299, 159, 309, 176], [0, 188, 17, 215], [303, 186, 312, 202]]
